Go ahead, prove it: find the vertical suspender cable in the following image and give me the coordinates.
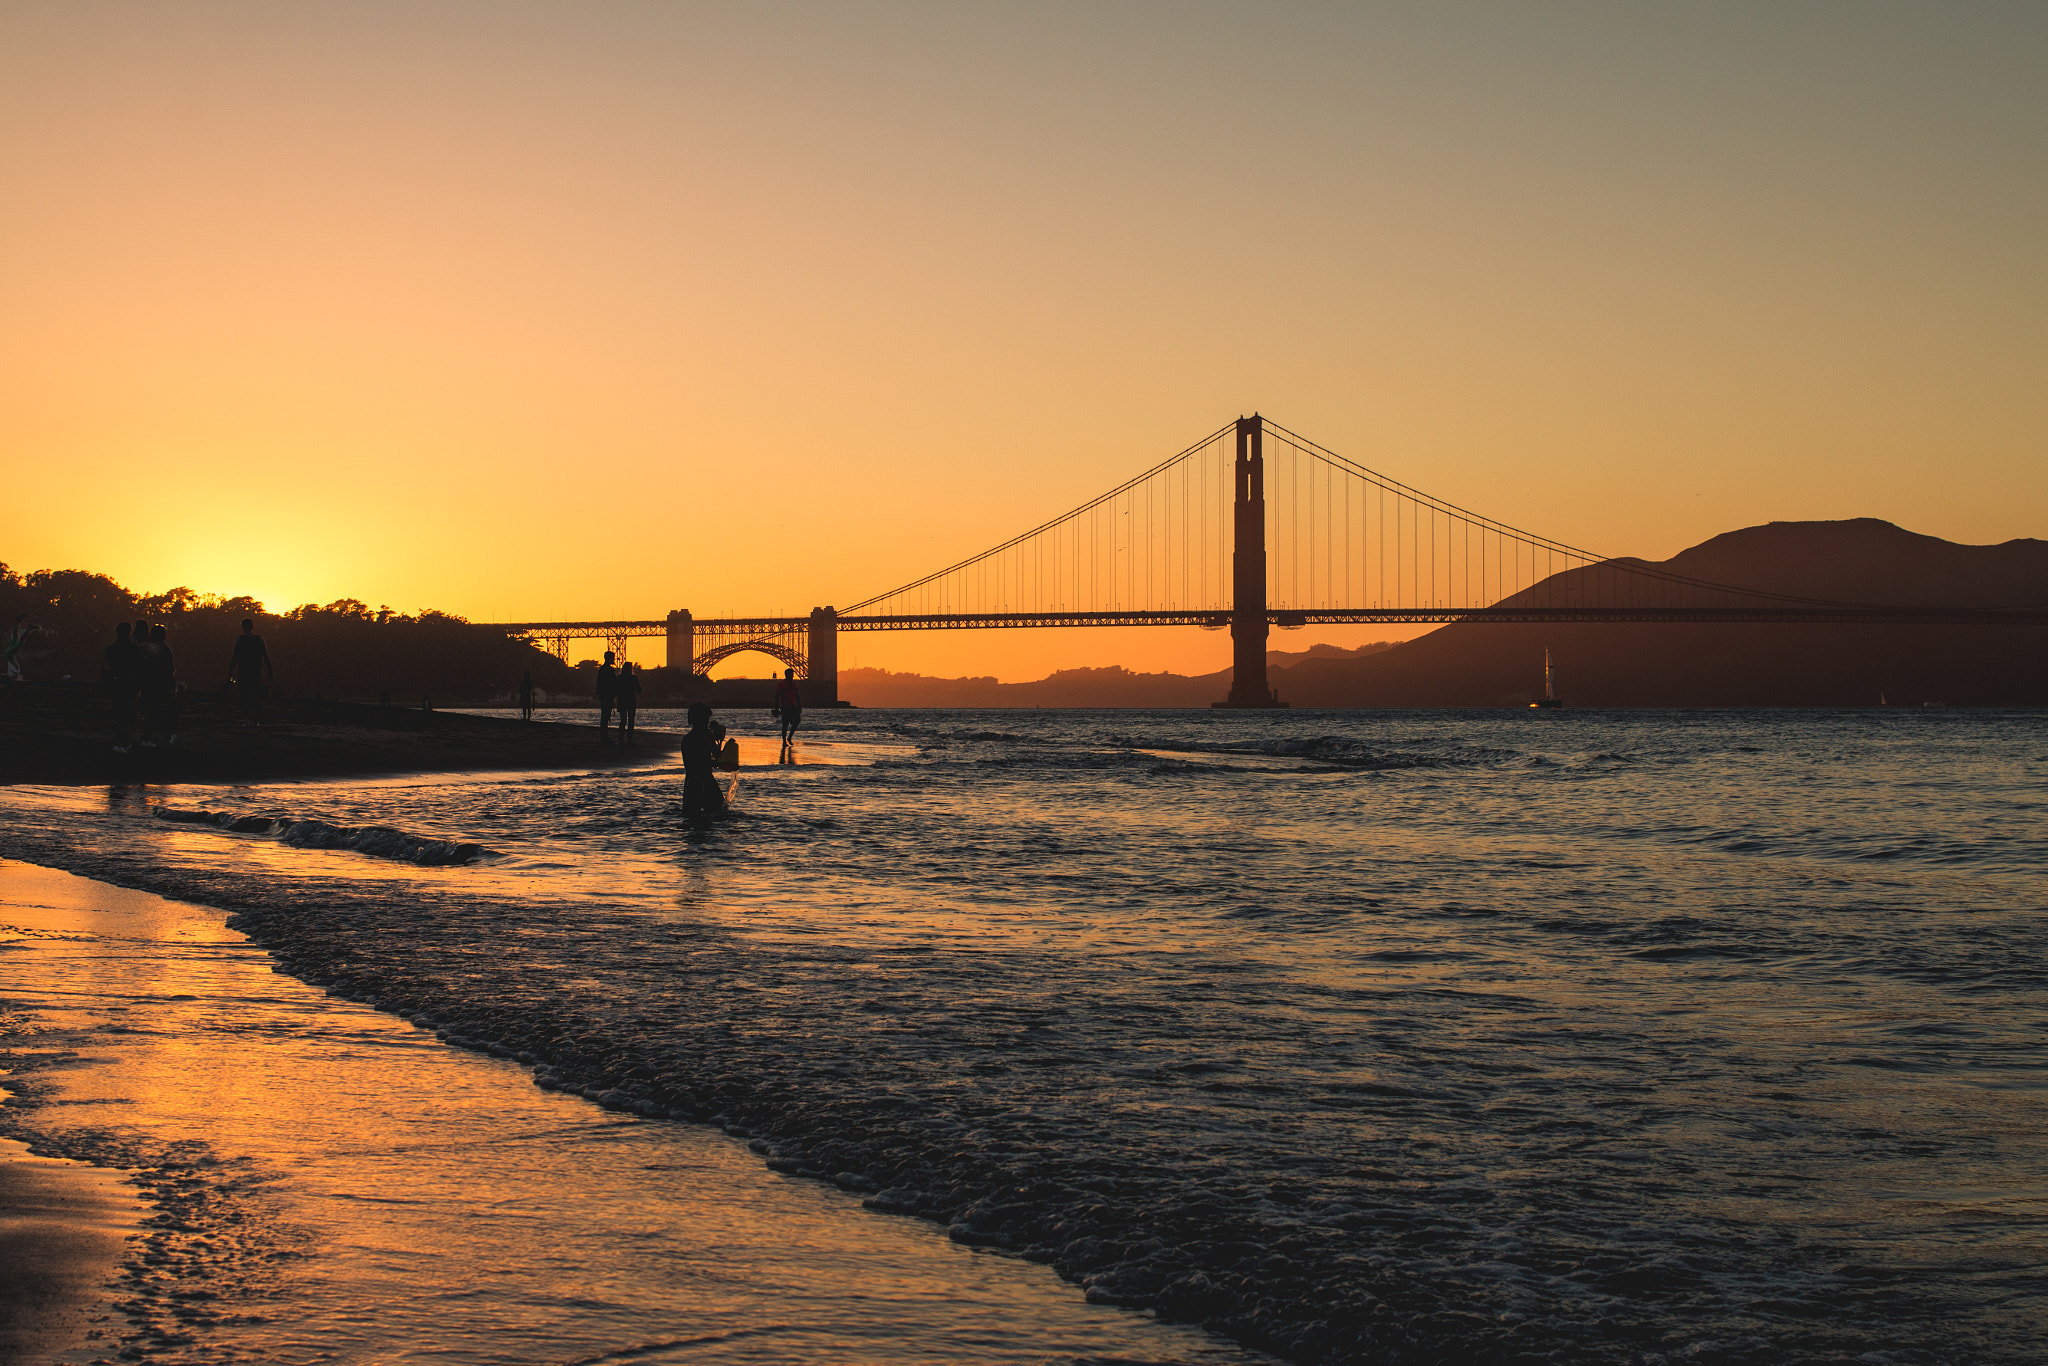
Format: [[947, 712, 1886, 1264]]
[[1344, 464, 1351, 608]]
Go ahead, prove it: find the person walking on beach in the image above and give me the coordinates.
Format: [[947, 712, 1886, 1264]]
[[518, 670, 535, 722], [228, 618, 273, 722], [140, 624, 179, 747], [678, 702, 729, 816], [617, 662, 641, 743], [595, 651, 619, 743], [772, 668, 802, 748], [5, 613, 41, 682], [101, 621, 145, 751]]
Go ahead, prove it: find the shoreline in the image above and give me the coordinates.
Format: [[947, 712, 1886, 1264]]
[[0, 855, 1271, 1365], [0, 1138, 137, 1363], [0, 683, 676, 787]]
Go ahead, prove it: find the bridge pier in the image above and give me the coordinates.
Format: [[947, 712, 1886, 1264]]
[[807, 607, 838, 705], [1218, 414, 1286, 708], [665, 610, 694, 677]]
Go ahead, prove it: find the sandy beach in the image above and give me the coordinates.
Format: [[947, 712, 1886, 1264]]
[[0, 1141, 135, 1364]]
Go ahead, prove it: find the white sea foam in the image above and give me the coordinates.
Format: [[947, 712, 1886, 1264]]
[[155, 806, 494, 866]]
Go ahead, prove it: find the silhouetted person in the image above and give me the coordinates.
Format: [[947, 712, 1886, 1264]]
[[228, 618, 272, 722], [595, 650, 619, 743], [518, 670, 535, 722], [5, 613, 40, 682], [773, 668, 802, 747], [617, 662, 641, 742], [679, 702, 728, 816], [141, 624, 178, 747], [101, 622, 145, 752]]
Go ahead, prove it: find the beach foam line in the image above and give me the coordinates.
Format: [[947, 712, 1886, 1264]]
[[153, 807, 495, 866]]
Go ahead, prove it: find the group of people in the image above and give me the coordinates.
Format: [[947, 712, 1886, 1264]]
[[98, 616, 273, 752], [575, 656, 807, 815], [593, 651, 643, 742], [101, 618, 179, 751], [586, 655, 803, 748]]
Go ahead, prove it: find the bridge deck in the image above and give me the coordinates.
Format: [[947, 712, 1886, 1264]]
[[493, 606, 2048, 639]]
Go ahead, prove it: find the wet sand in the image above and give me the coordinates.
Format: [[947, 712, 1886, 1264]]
[[0, 1144, 136, 1364], [0, 684, 669, 786], [0, 856, 1269, 1364]]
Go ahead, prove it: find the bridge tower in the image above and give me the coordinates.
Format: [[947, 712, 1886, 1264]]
[[665, 610, 694, 676], [1220, 414, 1285, 708], [807, 607, 838, 705]]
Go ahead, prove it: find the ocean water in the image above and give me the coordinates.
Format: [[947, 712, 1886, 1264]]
[[2, 707, 2044, 1365]]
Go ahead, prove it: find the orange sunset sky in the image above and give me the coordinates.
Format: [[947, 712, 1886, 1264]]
[[3, 3, 2043, 679]]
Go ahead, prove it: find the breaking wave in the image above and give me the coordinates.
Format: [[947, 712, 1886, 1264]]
[[1122, 734, 1502, 770], [154, 807, 494, 866]]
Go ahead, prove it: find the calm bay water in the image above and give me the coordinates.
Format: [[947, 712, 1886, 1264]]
[[3, 707, 2043, 1364]]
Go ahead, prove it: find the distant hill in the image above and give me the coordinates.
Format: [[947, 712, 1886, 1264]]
[[840, 521, 2047, 708], [839, 643, 1395, 708], [1282, 520, 2047, 707]]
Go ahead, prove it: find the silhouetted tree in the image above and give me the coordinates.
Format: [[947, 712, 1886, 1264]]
[[0, 567, 576, 702]]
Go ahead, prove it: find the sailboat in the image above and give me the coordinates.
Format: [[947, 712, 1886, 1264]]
[[1530, 649, 1563, 708]]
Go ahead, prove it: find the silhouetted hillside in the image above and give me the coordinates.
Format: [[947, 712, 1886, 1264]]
[[1652, 518, 2048, 607], [1281, 520, 2048, 707]]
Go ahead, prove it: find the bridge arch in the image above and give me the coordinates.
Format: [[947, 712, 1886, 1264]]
[[693, 639, 806, 676]]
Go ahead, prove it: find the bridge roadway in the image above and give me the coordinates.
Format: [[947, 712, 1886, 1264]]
[[496, 605, 2048, 641]]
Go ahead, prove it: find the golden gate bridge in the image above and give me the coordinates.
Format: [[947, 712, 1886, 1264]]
[[493, 416, 2044, 707]]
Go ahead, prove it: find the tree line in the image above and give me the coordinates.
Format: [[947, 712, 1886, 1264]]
[[1, 566, 579, 706]]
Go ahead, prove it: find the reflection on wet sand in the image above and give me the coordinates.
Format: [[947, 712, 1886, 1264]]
[[0, 1138, 137, 1362], [0, 858, 1271, 1365]]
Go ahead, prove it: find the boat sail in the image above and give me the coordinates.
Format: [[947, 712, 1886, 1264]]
[[1530, 649, 1563, 708]]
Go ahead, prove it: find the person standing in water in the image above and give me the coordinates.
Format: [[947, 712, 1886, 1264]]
[[773, 668, 802, 748], [518, 670, 535, 722], [679, 702, 728, 816], [228, 618, 272, 722], [595, 651, 619, 743]]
